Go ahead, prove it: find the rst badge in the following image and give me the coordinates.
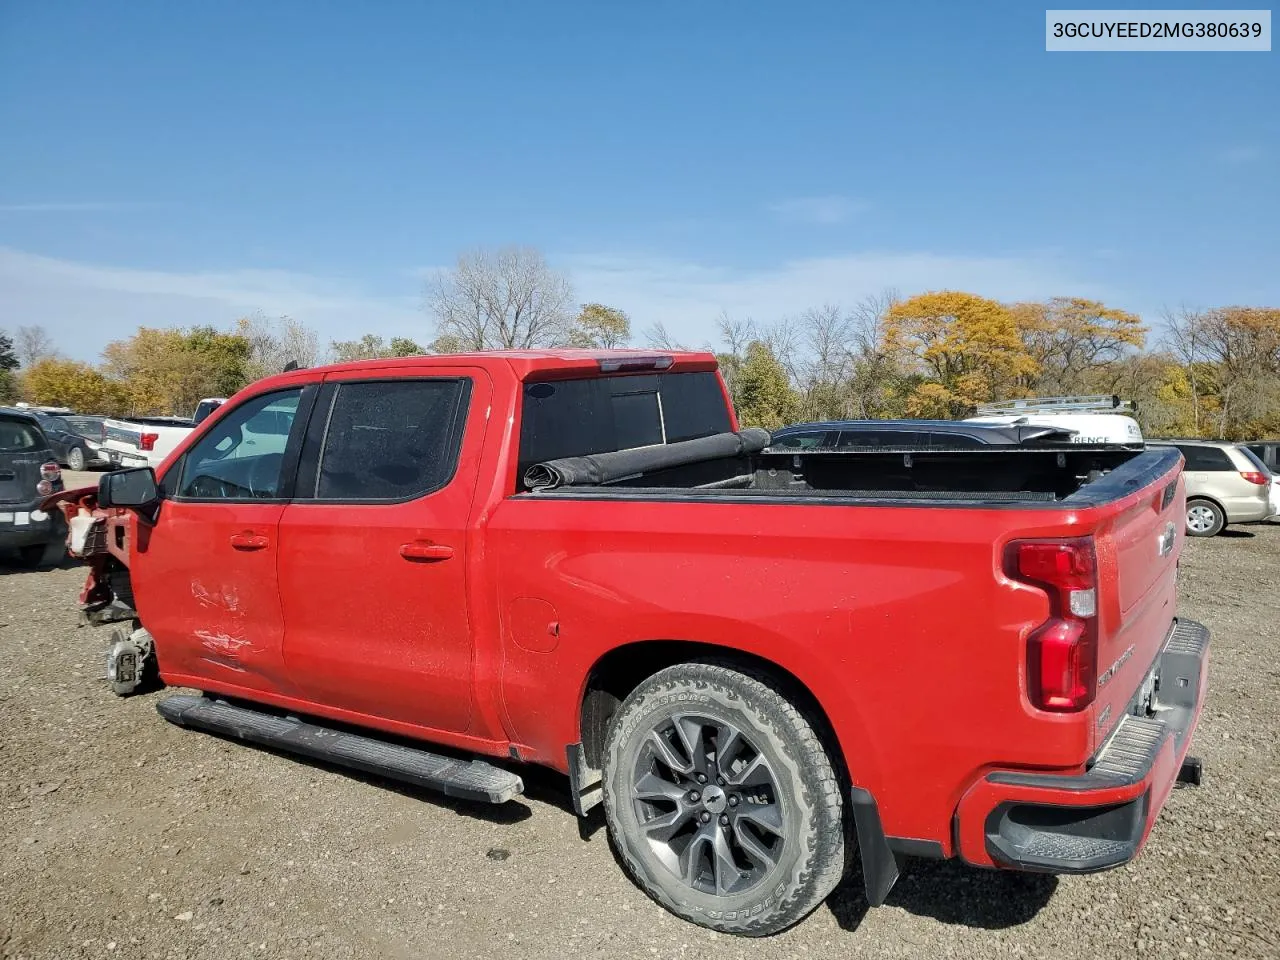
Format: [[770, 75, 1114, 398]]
[[1158, 521, 1176, 557]]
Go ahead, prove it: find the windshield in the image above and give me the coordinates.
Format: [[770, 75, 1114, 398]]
[[193, 399, 224, 425]]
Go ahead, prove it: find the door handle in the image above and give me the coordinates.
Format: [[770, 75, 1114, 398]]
[[229, 532, 269, 551], [400, 541, 454, 561]]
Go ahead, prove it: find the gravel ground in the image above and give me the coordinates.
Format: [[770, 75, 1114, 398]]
[[1, 522, 1278, 960]]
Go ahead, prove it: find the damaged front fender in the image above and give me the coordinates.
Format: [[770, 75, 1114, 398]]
[[42, 486, 138, 625]]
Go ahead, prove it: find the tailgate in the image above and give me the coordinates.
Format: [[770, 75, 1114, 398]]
[[1, 416, 51, 504], [1091, 467, 1184, 745], [104, 420, 144, 450], [0, 457, 41, 504]]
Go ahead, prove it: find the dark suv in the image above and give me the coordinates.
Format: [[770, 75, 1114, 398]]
[[0, 409, 67, 565]]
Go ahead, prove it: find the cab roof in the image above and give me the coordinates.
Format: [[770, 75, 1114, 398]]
[[251, 348, 720, 393]]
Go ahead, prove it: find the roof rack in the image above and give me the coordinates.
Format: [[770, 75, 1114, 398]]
[[974, 395, 1136, 415]]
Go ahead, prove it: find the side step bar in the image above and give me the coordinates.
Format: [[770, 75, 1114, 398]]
[[157, 695, 524, 804]]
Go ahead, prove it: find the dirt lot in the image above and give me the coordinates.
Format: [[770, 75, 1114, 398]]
[[2, 521, 1278, 960]]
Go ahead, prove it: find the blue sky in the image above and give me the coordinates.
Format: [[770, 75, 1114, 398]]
[[1, 0, 1276, 360]]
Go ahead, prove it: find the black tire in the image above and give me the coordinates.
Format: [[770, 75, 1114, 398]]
[[602, 661, 845, 936], [16, 540, 64, 568], [67, 446, 86, 471], [1185, 498, 1225, 537]]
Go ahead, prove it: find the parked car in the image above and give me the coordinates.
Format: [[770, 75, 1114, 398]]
[[1246, 441, 1280, 471], [1245, 441, 1280, 520], [769, 419, 1075, 450], [62, 416, 111, 469], [967, 395, 1144, 446], [101, 398, 227, 469], [1149, 439, 1274, 536], [50, 351, 1206, 936], [0, 408, 66, 565], [23, 411, 110, 470]]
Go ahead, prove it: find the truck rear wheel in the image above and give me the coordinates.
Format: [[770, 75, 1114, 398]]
[[601, 662, 845, 936]]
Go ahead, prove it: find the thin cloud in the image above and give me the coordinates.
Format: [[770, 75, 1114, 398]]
[[1217, 146, 1263, 166], [0, 247, 425, 362], [567, 249, 1107, 347], [2, 244, 1114, 365], [768, 195, 866, 225], [0, 201, 149, 213]]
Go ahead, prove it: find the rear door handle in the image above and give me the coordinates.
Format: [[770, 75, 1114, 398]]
[[400, 541, 454, 561], [229, 533, 269, 551]]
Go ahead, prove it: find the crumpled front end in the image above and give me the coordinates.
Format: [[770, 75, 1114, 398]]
[[43, 486, 137, 626]]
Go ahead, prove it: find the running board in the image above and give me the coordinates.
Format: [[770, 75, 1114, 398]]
[[156, 695, 524, 804]]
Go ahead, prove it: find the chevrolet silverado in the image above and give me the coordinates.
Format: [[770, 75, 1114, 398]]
[[50, 350, 1207, 936]]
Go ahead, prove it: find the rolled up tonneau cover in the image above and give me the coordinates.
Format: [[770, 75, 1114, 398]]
[[524, 428, 771, 491]]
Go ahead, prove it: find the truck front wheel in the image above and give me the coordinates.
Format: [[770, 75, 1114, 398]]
[[601, 662, 845, 936]]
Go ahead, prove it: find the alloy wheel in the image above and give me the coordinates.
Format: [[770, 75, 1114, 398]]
[[631, 714, 786, 897], [1186, 503, 1217, 534]]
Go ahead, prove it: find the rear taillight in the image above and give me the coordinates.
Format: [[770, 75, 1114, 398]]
[[1007, 538, 1098, 712], [139, 432, 159, 451], [37, 461, 60, 496], [1240, 471, 1268, 485]]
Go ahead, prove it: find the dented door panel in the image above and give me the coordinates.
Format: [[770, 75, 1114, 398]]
[[135, 500, 294, 693]]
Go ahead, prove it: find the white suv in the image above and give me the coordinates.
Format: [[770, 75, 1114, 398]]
[[1149, 440, 1275, 537]]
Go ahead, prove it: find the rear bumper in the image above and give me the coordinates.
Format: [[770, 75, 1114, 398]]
[[1226, 498, 1272, 523], [956, 618, 1209, 873], [102, 447, 153, 469], [0, 501, 63, 548]]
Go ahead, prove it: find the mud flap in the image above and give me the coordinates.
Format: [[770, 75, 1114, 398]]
[[849, 786, 903, 906]]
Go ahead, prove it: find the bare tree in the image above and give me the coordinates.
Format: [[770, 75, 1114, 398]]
[[236, 313, 320, 380], [843, 289, 902, 418], [1163, 306, 1207, 435], [427, 247, 575, 350], [848, 289, 899, 359], [1163, 305, 1280, 437], [642, 320, 688, 351], [716, 313, 755, 358], [753, 320, 802, 381], [15, 325, 56, 367]]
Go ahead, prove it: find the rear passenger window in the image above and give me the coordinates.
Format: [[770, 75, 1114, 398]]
[[518, 372, 732, 483], [929, 432, 984, 447], [773, 432, 828, 449], [313, 379, 470, 501], [836, 430, 927, 448], [1178, 445, 1233, 470]]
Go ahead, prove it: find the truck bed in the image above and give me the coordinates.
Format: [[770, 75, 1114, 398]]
[[521, 434, 1169, 508]]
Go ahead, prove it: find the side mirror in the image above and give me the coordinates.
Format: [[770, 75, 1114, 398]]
[[99, 467, 159, 509]]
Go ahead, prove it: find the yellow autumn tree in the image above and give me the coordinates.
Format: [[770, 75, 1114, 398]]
[[20, 359, 131, 415], [102, 326, 252, 415], [883, 291, 1037, 417], [1011, 297, 1147, 394]]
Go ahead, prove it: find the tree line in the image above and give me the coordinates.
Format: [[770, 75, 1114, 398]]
[[3, 245, 1278, 440]]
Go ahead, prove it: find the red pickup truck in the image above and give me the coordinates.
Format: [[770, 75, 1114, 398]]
[[54, 349, 1207, 936]]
